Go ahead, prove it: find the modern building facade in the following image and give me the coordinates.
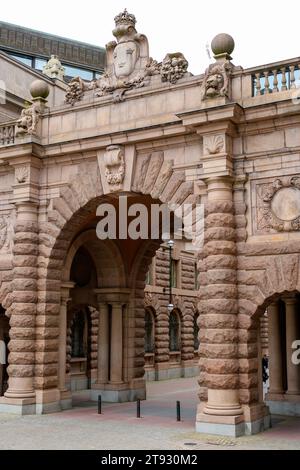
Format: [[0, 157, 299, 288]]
[[0, 9, 300, 438], [0, 21, 105, 80]]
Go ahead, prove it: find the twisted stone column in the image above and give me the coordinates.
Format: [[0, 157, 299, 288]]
[[5, 203, 38, 400], [198, 176, 242, 423]]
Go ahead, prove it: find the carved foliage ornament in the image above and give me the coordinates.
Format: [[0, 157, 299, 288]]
[[65, 10, 188, 105], [104, 145, 125, 186], [257, 176, 300, 232]]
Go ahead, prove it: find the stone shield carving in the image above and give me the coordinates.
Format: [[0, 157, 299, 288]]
[[256, 176, 300, 232], [104, 145, 125, 186]]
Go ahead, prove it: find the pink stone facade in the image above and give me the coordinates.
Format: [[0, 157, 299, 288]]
[[0, 11, 300, 436]]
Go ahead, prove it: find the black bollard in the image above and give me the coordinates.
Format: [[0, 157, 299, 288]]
[[98, 395, 102, 414], [137, 398, 141, 418], [176, 400, 181, 421]]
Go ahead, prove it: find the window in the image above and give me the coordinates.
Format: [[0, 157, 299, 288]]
[[71, 311, 86, 358], [169, 311, 180, 352], [171, 259, 178, 288], [9, 53, 32, 67], [34, 58, 47, 70], [194, 314, 199, 351], [63, 64, 94, 81], [145, 309, 155, 353]]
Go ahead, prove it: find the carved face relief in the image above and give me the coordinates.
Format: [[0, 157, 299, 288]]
[[113, 41, 138, 78], [206, 73, 224, 97]]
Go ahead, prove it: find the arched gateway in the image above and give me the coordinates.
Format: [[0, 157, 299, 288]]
[[0, 9, 300, 437]]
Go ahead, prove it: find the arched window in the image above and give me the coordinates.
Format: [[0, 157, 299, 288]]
[[169, 310, 180, 352], [145, 309, 155, 353], [71, 311, 86, 358], [194, 314, 199, 351]]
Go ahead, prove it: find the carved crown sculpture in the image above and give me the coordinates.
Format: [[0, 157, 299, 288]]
[[65, 10, 189, 105]]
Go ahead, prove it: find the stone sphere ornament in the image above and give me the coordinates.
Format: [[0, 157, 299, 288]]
[[29, 80, 50, 99], [211, 33, 235, 57]]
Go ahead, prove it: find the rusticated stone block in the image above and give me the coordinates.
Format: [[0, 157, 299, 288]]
[[35, 351, 58, 364], [10, 315, 35, 328], [202, 358, 239, 375], [14, 233, 39, 244], [12, 279, 37, 291], [239, 388, 259, 404], [7, 364, 34, 377], [35, 327, 59, 339], [206, 373, 239, 389], [8, 352, 35, 365], [206, 201, 234, 214], [13, 244, 38, 256], [206, 285, 237, 299], [239, 373, 258, 389], [207, 269, 236, 284], [13, 267, 38, 279], [199, 313, 237, 329], [239, 358, 258, 374], [34, 376, 58, 389], [206, 254, 237, 270], [35, 339, 58, 352], [34, 364, 58, 376], [206, 213, 235, 228], [200, 328, 238, 344], [238, 329, 258, 343], [11, 291, 38, 303], [14, 221, 38, 233], [238, 343, 258, 359], [9, 339, 35, 353], [205, 227, 236, 243], [199, 299, 238, 316], [200, 343, 238, 359], [204, 241, 236, 256], [9, 327, 35, 339], [13, 255, 37, 268]]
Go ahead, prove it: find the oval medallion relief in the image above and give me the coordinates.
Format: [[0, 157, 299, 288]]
[[271, 187, 300, 221]]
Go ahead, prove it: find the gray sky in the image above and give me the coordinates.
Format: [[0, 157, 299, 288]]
[[1, 0, 300, 74]]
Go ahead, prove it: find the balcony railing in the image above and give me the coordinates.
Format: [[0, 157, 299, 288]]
[[0, 122, 16, 146], [250, 59, 300, 96]]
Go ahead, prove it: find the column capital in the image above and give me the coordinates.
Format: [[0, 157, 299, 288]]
[[282, 294, 297, 306], [61, 281, 75, 301], [94, 288, 131, 304]]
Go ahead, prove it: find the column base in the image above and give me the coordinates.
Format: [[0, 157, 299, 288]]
[[196, 403, 271, 437], [0, 396, 36, 415]]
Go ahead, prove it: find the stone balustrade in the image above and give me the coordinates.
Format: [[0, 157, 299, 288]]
[[250, 59, 300, 96], [0, 122, 16, 146]]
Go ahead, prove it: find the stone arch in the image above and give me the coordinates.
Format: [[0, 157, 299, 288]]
[[62, 229, 126, 287], [237, 252, 300, 407], [30, 155, 194, 393]]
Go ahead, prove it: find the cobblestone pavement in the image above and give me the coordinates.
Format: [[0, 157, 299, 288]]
[[0, 378, 300, 450]]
